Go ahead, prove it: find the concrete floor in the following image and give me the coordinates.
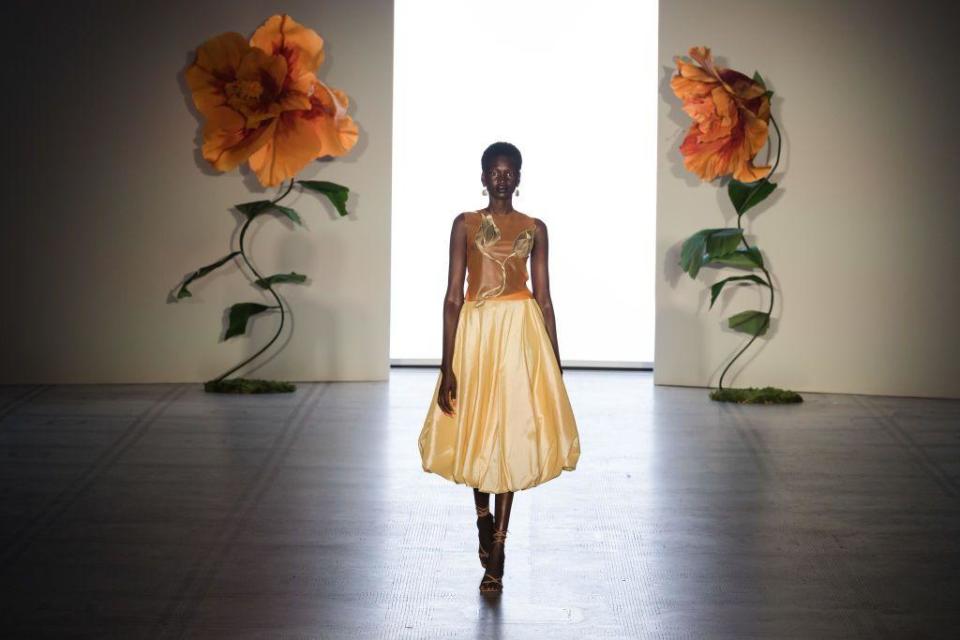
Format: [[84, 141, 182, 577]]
[[0, 370, 958, 639]]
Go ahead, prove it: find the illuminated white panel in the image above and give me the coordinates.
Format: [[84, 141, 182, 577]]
[[392, 0, 658, 366]]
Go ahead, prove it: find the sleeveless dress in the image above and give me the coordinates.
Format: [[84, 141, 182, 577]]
[[418, 210, 581, 494]]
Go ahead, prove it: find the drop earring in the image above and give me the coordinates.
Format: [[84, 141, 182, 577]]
[[515, 188, 520, 197], [482, 187, 488, 196]]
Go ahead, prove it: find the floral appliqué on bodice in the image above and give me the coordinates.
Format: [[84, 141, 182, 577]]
[[471, 212, 536, 306]]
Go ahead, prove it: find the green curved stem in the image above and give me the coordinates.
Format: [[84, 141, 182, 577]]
[[718, 114, 781, 390], [767, 114, 782, 176], [212, 178, 297, 382]]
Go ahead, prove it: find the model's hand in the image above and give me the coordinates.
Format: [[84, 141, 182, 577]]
[[438, 371, 458, 416]]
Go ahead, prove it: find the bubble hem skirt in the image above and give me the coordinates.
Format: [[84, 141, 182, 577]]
[[418, 297, 581, 494]]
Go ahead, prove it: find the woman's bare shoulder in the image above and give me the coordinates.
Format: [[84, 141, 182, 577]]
[[515, 210, 539, 222], [449, 211, 478, 232], [528, 214, 546, 230]]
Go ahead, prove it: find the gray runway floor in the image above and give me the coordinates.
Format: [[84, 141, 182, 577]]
[[1, 370, 958, 639]]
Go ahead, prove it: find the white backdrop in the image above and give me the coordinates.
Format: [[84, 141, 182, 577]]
[[391, 0, 658, 366]]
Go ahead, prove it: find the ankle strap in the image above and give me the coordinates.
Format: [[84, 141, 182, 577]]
[[492, 529, 508, 544]]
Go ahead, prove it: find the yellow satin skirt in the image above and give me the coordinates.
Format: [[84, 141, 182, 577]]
[[418, 295, 581, 494]]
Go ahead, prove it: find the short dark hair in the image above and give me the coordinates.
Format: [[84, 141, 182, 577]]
[[481, 142, 522, 173]]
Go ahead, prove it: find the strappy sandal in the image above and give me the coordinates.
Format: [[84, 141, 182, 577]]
[[476, 505, 494, 568], [479, 529, 508, 593]]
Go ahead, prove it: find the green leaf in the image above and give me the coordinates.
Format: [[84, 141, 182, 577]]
[[235, 200, 303, 225], [709, 246, 764, 270], [297, 180, 350, 217], [255, 272, 308, 289], [709, 275, 769, 309], [705, 228, 744, 257], [271, 204, 303, 225], [727, 309, 770, 336], [177, 251, 241, 299], [728, 178, 777, 216], [235, 200, 274, 219], [680, 228, 744, 279], [752, 72, 774, 97], [224, 302, 272, 340], [680, 229, 712, 279]]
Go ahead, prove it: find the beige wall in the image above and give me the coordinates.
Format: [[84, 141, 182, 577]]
[[4, 0, 958, 397], [656, 0, 960, 398], [1, 0, 393, 383]]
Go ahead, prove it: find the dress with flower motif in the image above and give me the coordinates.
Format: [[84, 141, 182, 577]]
[[418, 210, 581, 494]]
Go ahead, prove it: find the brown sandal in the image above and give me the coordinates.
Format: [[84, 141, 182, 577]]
[[476, 505, 494, 568], [479, 529, 508, 593]]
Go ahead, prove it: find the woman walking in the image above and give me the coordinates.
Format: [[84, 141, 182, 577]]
[[418, 141, 581, 594]]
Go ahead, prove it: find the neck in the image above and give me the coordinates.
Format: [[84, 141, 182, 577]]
[[484, 196, 514, 215]]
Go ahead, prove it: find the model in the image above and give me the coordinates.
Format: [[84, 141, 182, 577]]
[[418, 141, 581, 594]]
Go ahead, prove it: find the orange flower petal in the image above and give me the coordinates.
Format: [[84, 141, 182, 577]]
[[236, 47, 287, 92], [314, 113, 359, 159], [246, 112, 325, 187], [193, 32, 249, 78], [302, 81, 359, 157], [717, 68, 765, 103], [687, 46, 714, 71], [670, 74, 714, 101], [679, 126, 725, 181], [250, 14, 325, 78], [186, 32, 250, 116], [203, 105, 244, 132], [688, 46, 742, 97], [287, 69, 317, 97], [201, 108, 277, 172], [687, 47, 720, 84], [708, 88, 738, 127], [328, 87, 350, 110], [732, 111, 771, 182], [188, 15, 357, 184], [221, 47, 286, 125], [679, 107, 771, 183], [674, 57, 716, 84], [681, 96, 714, 125], [733, 164, 772, 183], [751, 94, 771, 122], [215, 48, 312, 131], [277, 89, 312, 112], [742, 109, 769, 155], [672, 46, 773, 182]]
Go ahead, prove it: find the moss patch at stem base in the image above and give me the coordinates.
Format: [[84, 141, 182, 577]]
[[709, 386, 803, 404], [204, 378, 296, 394]]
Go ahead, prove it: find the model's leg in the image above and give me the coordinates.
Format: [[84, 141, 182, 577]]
[[473, 488, 494, 567], [494, 490, 514, 533], [480, 490, 514, 592], [473, 487, 490, 513], [492, 491, 513, 574]]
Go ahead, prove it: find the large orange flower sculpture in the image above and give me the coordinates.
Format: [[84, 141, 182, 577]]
[[670, 46, 771, 183], [185, 14, 358, 187]]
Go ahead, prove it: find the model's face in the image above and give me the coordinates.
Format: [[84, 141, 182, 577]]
[[482, 155, 520, 196]]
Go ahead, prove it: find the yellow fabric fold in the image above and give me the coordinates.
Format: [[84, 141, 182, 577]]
[[418, 298, 581, 494]]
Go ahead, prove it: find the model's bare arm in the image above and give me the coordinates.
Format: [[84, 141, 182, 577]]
[[438, 213, 467, 415], [530, 218, 562, 373]]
